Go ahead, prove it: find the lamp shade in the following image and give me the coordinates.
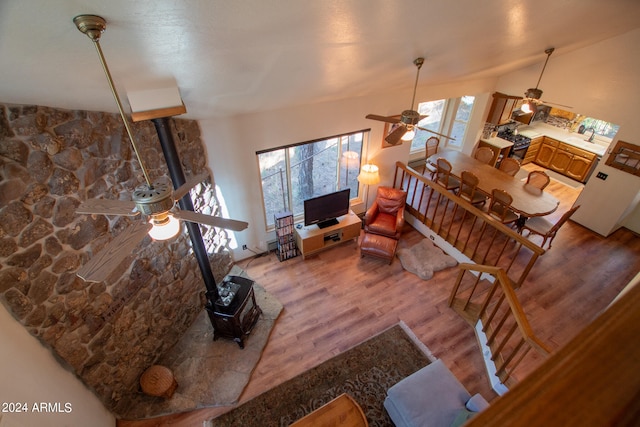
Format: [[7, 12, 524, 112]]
[[357, 164, 380, 185], [521, 102, 532, 114]]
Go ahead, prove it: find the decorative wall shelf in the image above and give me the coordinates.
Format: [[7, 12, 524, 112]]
[[605, 140, 640, 177]]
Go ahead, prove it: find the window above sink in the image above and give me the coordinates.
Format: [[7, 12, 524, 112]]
[[545, 107, 619, 144]]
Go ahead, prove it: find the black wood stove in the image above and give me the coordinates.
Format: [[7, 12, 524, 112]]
[[205, 275, 262, 349]]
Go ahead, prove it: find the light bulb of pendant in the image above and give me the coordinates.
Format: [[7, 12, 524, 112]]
[[401, 129, 415, 141], [521, 102, 532, 114], [148, 214, 181, 240]]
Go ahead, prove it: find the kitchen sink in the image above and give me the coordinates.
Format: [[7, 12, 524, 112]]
[[564, 136, 607, 156], [565, 136, 597, 150], [566, 136, 591, 144]]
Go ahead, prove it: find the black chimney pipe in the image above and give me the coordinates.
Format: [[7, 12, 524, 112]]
[[151, 117, 219, 301]]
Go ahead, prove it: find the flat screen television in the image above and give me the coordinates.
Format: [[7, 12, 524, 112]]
[[304, 189, 350, 229]]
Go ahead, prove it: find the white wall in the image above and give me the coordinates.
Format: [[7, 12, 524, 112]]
[[200, 77, 497, 259], [0, 305, 114, 427], [495, 29, 640, 236]]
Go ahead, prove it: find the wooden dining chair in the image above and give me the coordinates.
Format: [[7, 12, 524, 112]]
[[526, 170, 551, 190], [488, 189, 519, 225], [474, 146, 494, 165], [423, 136, 440, 178], [436, 158, 461, 192], [499, 157, 521, 176], [520, 205, 580, 249], [459, 171, 487, 206]]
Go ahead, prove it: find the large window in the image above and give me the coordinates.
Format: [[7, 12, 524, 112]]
[[449, 96, 476, 145], [580, 117, 620, 139], [410, 96, 476, 152], [410, 99, 446, 152], [257, 130, 367, 228]]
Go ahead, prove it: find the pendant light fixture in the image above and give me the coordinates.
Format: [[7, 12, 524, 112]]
[[520, 47, 572, 112]]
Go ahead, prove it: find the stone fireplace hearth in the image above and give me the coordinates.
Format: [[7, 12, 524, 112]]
[[0, 103, 233, 417]]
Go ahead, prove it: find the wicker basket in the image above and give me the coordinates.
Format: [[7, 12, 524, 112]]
[[140, 365, 178, 398]]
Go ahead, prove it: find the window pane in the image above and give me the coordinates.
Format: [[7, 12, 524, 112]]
[[580, 117, 620, 139], [450, 121, 467, 142], [258, 150, 290, 225], [456, 96, 475, 121], [289, 138, 338, 218], [340, 133, 363, 198], [449, 96, 475, 146], [411, 99, 446, 152]]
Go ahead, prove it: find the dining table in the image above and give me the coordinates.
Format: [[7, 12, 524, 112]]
[[427, 150, 559, 218]]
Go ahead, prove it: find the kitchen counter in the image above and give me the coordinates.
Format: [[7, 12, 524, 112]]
[[518, 122, 608, 157], [480, 136, 514, 149], [478, 137, 514, 167]]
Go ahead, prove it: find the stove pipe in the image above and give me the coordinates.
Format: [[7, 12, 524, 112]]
[[151, 117, 219, 301]]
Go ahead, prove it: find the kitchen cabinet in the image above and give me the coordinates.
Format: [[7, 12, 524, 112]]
[[534, 136, 597, 182], [523, 136, 543, 165], [486, 92, 522, 125], [549, 107, 577, 121], [563, 145, 597, 181], [535, 137, 559, 167], [549, 148, 573, 172], [566, 155, 593, 181]]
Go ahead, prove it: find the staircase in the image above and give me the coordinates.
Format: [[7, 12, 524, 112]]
[[449, 264, 551, 393], [393, 162, 551, 391]]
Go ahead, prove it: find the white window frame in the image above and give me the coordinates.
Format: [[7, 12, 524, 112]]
[[256, 129, 369, 230], [410, 96, 476, 155]]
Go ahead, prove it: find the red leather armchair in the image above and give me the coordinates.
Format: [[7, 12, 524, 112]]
[[364, 186, 407, 240]]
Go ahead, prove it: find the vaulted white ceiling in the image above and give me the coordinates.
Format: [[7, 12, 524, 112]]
[[1, 0, 639, 120]]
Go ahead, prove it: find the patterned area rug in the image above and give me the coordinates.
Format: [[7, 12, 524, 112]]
[[208, 322, 435, 427]]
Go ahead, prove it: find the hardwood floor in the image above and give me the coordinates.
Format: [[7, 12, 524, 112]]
[[119, 165, 640, 427]]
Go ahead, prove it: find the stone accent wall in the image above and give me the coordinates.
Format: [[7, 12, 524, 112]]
[[0, 103, 233, 416]]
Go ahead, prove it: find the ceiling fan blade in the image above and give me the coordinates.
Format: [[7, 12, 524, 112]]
[[76, 220, 152, 283], [365, 114, 401, 124], [76, 199, 139, 216], [415, 126, 456, 140], [173, 210, 249, 231], [173, 171, 211, 201], [384, 124, 408, 146]]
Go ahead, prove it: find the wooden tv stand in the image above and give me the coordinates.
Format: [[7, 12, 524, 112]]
[[295, 210, 361, 259]]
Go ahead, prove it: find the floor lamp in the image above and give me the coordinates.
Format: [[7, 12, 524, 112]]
[[357, 164, 380, 214]]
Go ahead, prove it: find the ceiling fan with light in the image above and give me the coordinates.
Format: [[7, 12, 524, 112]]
[[520, 47, 573, 113], [366, 57, 455, 145], [73, 15, 248, 283]]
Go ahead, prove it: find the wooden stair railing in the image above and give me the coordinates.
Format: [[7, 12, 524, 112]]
[[392, 162, 550, 390], [392, 161, 545, 290], [465, 277, 640, 426], [449, 264, 551, 392]]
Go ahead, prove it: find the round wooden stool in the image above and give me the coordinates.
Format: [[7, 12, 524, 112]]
[[140, 365, 178, 398]]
